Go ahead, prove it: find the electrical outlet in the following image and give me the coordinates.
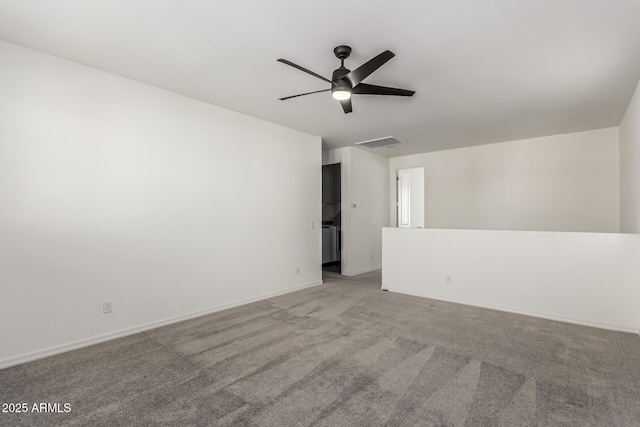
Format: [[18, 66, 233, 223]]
[[445, 275, 452, 284], [311, 221, 315, 229], [296, 267, 300, 275], [370, 253, 374, 260], [103, 300, 113, 314], [372, 219, 376, 226]]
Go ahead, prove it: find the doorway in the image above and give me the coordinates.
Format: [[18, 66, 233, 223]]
[[322, 163, 341, 277], [397, 167, 425, 228]]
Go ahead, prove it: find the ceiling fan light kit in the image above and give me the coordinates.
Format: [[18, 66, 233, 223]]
[[331, 88, 352, 101], [278, 45, 415, 114]]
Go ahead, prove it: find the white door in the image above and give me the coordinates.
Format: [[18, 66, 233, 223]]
[[397, 170, 411, 227]]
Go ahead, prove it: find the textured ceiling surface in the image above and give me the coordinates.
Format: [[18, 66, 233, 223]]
[[1, 0, 640, 157]]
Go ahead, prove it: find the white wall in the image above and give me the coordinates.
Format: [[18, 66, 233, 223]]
[[382, 228, 640, 332], [0, 41, 322, 367], [323, 147, 389, 276], [350, 147, 390, 274], [620, 77, 640, 233], [389, 128, 620, 232]]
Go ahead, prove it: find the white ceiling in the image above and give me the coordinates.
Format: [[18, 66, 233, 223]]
[[1, 0, 640, 157]]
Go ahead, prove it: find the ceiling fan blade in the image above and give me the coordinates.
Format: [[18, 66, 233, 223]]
[[352, 83, 415, 97], [344, 50, 395, 88], [340, 98, 353, 114], [277, 59, 333, 84], [279, 89, 331, 101]]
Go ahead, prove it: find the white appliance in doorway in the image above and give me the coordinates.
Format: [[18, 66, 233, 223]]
[[322, 225, 340, 264]]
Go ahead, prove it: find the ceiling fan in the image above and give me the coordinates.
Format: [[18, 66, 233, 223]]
[[277, 45, 415, 114]]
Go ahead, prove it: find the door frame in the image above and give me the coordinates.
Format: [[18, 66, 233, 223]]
[[321, 161, 344, 275]]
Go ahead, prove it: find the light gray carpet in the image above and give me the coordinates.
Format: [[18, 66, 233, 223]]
[[2, 270, 640, 426]]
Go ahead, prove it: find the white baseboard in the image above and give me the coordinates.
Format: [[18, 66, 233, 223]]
[[385, 287, 638, 334], [0, 280, 324, 370], [343, 265, 382, 277]]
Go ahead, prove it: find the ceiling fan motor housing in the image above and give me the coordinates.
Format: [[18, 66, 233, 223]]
[[331, 67, 351, 99], [332, 67, 350, 84]]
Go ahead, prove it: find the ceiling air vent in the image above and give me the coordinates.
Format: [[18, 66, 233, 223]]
[[355, 136, 405, 149]]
